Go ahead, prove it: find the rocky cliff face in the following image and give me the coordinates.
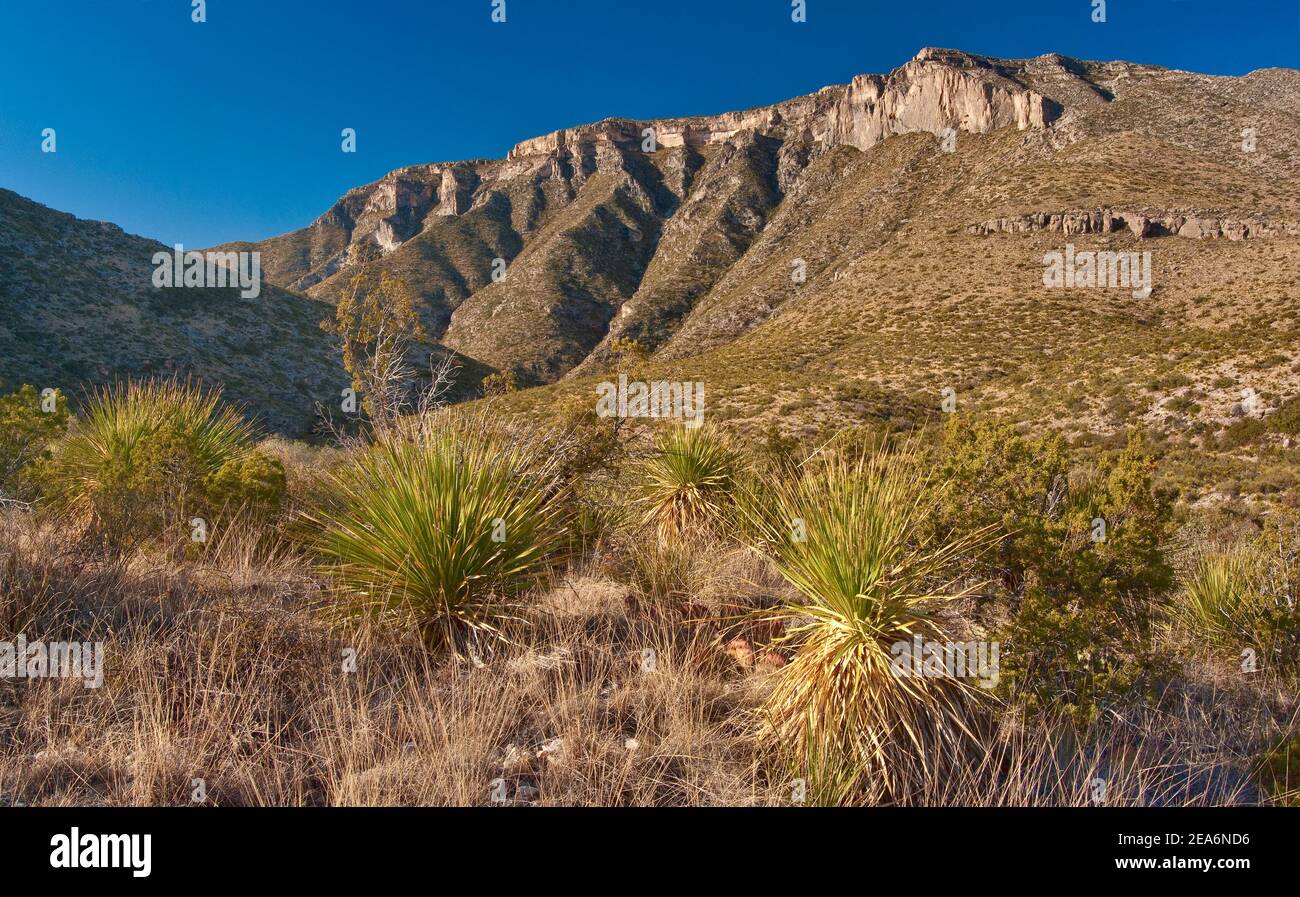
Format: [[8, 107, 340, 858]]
[[209, 46, 1300, 396], [968, 209, 1300, 240], [225, 48, 1090, 384], [825, 47, 1059, 150], [238, 48, 1076, 300]]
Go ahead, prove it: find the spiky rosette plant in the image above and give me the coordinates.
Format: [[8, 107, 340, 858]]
[[741, 442, 995, 804], [1177, 546, 1263, 649], [307, 418, 568, 652], [49, 379, 265, 542], [637, 423, 740, 545]]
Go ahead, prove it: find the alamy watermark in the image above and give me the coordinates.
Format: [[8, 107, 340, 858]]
[[890, 636, 1000, 688], [595, 373, 704, 427], [152, 244, 262, 299], [50, 828, 150, 878], [1, 635, 104, 688], [1043, 243, 1151, 299]]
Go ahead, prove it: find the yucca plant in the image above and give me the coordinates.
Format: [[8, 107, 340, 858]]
[[741, 442, 994, 803], [1177, 547, 1262, 650], [48, 379, 259, 542], [306, 420, 567, 652], [638, 424, 739, 544]]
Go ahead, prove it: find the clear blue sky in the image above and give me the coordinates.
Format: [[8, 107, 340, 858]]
[[2, 0, 1296, 247]]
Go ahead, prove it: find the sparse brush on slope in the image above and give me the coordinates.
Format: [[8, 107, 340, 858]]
[[306, 416, 568, 653], [47, 379, 282, 545], [638, 424, 740, 545], [740, 441, 995, 804]]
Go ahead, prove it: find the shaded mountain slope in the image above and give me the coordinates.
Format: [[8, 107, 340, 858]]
[[0, 189, 344, 436]]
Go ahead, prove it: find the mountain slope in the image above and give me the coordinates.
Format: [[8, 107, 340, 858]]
[[224, 48, 1299, 408], [225, 49, 1081, 383], [6, 47, 1298, 455], [0, 189, 345, 436]]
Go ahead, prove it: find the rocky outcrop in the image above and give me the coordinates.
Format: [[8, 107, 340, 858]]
[[505, 48, 1060, 166], [967, 208, 1300, 240], [824, 48, 1059, 151], [244, 48, 1094, 295], [436, 165, 479, 216]]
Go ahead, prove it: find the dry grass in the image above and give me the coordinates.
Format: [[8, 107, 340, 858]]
[[0, 507, 1292, 807]]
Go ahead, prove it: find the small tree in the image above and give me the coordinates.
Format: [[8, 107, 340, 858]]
[[0, 385, 68, 505], [930, 418, 1176, 721], [321, 272, 428, 432], [481, 370, 519, 398]]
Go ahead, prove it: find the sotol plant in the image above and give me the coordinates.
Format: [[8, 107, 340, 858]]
[[742, 443, 993, 804], [48, 379, 281, 543], [307, 420, 568, 652], [638, 424, 740, 544], [1178, 547, 1261, 649]]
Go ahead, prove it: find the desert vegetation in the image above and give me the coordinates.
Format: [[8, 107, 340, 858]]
[[0, 369, 1295, 807]]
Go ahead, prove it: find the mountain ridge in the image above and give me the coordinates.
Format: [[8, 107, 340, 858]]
[[214, 46, 1299, 395], [5, 47, 1299, 447]]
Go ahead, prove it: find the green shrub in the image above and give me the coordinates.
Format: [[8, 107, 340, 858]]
[[48, 380, 277, 543], [1244, 509, 1300, 658], [307, 421, 567, 651], [754, 424, 802, 475], [480, 370, 519, 398], [930, 419, 1176, 722], [1269, 395, 1300, 436], [1218, 417, 1266, 450], [0, 385, 68, 504], [206, 449, 288, 522]]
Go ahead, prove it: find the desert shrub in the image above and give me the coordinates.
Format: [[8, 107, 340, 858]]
[[1217, 416, 1266, 449], [307, 421, 567, 652], [1238, 510, 1300, 658], [518, 393, 630, 555], [753, 424, 802, 475], [1269, 395, 1300, 436], [638, 424, 741, 545], [741, 441, 992, 803], [0, 385, 69, 504], [548, 393, 626, 491], [47, 380, 280, 544], [930, 418, 1176, 722], [205, 448, 288, 523], [480, 370, 519, 398]]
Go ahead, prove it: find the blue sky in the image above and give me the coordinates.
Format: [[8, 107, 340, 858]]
[[1, 0, 1296, 247]]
